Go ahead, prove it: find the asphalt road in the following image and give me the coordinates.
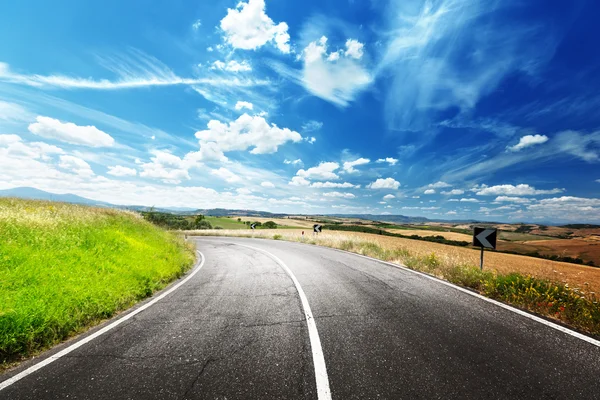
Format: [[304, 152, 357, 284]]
[[2, 237, 600, 399]]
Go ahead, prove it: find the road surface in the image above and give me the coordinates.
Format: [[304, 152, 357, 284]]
[[2, 237, 599, 399]]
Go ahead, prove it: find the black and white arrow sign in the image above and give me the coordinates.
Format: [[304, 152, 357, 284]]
[[313, 224, 322, 233], [250, 223, 257, 230], [473, 227, 497, 249]]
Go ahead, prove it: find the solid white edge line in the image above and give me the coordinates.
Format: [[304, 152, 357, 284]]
[[0, 251, 206, 391], [236, 243, 332, 400], [339, 248, 600, 348]]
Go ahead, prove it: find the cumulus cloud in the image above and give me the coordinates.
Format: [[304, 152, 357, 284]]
[[289, 176, 310, 186], [345, 39, 364, 59], [284, 158, 303, 165], [220, 0, 290, 53], [441, 189, 464, 195], [494, 196, 531, 203], [428, 181, 451, 188], [211, 60, 252, 72], [28, 116, 115, 147], [506, 134, 549, 152], [261, 181, 275, 188], [343, 157, 370, 173], [383, 194, 395, 200], [195, 114, 302, 158], [58, 155, 94, 177], [310, 181, 359, 189], [140, 150, 201, 184], [324, 192, 355, 199], [476, 184, 564, 196], [368, 178, 400, 189], [460, 198, 479, 203], [375, 157, 398, 166], [424, 189, 436, 194], [107, 165, 137, 177], [296, 162, 340, 180], [235, 101, 254, 111], [271, 36, 371, 107], [211, 167, 241, 183]]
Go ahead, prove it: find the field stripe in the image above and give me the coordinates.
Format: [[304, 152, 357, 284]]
[[336, 248, 600, 348], [0, 251, 206, 391], [237, 243, 332, 400]]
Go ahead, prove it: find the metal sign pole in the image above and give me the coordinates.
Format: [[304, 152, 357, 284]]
[[480, 247, 484, 271]]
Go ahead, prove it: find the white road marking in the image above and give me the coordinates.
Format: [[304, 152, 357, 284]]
[[237, 243, 332, 400], [0, 251, 206, 391], [339, 248, 600, 348]]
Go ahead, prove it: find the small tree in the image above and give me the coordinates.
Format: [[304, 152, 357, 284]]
[[195, 220, 212, 230], [263, 221, 277, 229], [237, 217, 242, 222]]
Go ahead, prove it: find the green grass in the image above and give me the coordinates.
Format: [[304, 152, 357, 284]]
[[204, 216, 249, 229], [499, 231, 558, 241], [0, 198, 195, 366]]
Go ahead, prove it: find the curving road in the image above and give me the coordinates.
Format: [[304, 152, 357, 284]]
[[1, 237, 600, 399]]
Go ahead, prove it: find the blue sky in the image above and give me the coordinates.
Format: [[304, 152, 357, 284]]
[[0, 0, 599, 223]]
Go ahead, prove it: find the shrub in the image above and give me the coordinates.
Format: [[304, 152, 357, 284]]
[[263, 221, 278, 229]]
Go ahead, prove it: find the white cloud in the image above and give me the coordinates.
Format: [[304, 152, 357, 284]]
[[507, 134, 549, 152], [424, 189, 436, 194], [379, 1, 559, 131], [192, 19, 202, 30], [58, 155, 94, 177], [236, 187, 252, 195], [296, 162, 340, 181], [375, 157, 398, 166], [235, 101, 254, 111], [345, 39, 364, 59], [305, 136, 317, 144], [211, 60, 252, 72], [289, 176, 310, 186], [139, 150, 201, 184], [284, 158, 303, 165], [327, 52, 340, 61], [0, 53, 268, 90], [107, 165, 137, 177], [343, 157, 370, 173], [460, 198, 479, 203], [272, 36, 371, 107], [441, 189, 464, 195], [526, 197, 600, 221], [0, 100, 33, 122], [476, 184, 564, 196], [211, 167, 241, 183], [446, 211, 457, 215], [383, 194, 395, 200], [368, 178, 400, 189], [195, 114, 302, 156], [310, 181, 359, 189], [324, 192, 355, 199], [220, 0, 290, 53], [494, 196, 531, 203], [302, 120, 323, 132], [428, 181, 451, 188], [28, 116, 115, 147], [261, 181, 275, 188]]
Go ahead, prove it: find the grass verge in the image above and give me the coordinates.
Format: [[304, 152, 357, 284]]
[[188, 230, 600, 337], [0, 198, 195, 368]]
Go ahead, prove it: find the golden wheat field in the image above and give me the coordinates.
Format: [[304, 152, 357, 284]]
[[385, 228, 473, 242], [189, 229, 600, 293]]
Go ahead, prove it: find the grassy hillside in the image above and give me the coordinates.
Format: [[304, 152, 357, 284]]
[[0, 198, 195, 366]]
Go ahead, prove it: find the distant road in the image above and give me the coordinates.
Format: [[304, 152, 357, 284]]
[[2, 237, 600, 399]]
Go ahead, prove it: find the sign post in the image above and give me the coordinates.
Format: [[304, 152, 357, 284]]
[[472, 227, 497, 270], [250, 223, 256, 230]]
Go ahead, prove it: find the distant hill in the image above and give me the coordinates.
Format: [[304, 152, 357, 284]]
[[0, 187, 114, 207]]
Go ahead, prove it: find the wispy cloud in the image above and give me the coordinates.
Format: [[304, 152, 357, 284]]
[[378, 0, 562, 131], [0, 50, 269, 90]]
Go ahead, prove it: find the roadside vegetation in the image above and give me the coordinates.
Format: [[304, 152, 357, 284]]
[[325, 224, 596, 267], [189, 229, 600, 336], [0, 199, 195, 367]]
